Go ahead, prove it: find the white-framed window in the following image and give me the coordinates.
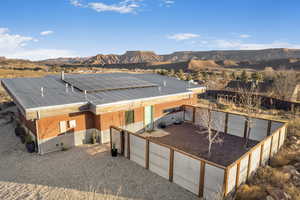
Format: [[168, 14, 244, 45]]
[[69, 120, 76, 128], [59, 121, 67, 133]]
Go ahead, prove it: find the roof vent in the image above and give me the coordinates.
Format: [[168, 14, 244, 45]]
[[61, 71, 65, 80], [163, 80, 166, 87], [158, 86, 161, 93], [41, 87, 44, 97], [65, 83, 69, 93], [71, 85, 74, 92], [84, 90, 88, 100]]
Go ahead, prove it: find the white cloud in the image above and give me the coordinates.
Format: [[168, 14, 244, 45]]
[[70, 0, 142, 14], [40, 30, 54, 36], [163, 0, 175, 7], [7, 49, 77, 61], [198, 39, 300, 50], [239, 34, 251, 38], [167, 33, 200, 41], [70, 0, 84, 7], [0, 27, 76, 61], [0, 27, 34, 50]]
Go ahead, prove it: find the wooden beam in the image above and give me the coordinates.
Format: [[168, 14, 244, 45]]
[[246, 153, 252, 179], [145, 140, 150, 169], [259, 143, 264, 166], [277, 131, 281, 151], [198, 160, 206, 198], [121, 131, 125, 155], [169, 149, 174, 182], [235, 162, 241, 190], [192, 107, 196, 123], [269, 135, 273, 159], [223, 168, 229, 196], [224, 113, 229, 134], [267, 120, 272, 136], [110, 127, 113, 151], [243, 120, 248, 139], [127, 132, 131, 160]]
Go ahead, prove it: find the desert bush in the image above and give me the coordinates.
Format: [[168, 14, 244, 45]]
[[235, 184, 266, 200], [283, 183, 300, 200], [250, 167, 290, 187]]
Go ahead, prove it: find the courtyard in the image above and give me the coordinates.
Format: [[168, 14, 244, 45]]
[[0, 107, 198, 200]]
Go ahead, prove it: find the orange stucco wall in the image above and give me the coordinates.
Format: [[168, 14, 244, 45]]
[[35, 94, 198, 139], [37, 111, 95, 140]]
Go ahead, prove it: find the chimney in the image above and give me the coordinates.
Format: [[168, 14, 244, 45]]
[[41, 87, 44, 97], [84, 90, 87, 100], [65, 83, 69, 93], [61, 71, 65, 80]]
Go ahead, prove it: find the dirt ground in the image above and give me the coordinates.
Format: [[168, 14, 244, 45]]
[[0, 107, 198, 200], [147, 123, 258, 167]]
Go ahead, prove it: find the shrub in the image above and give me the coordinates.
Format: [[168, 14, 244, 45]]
[[217, 103, 229, 110], [235, 184, 266, 200], [15, 125, 25, 137]]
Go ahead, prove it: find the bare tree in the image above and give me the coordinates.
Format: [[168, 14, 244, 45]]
[[238, 87, 261, 148], [272, 69, 298, 101], [197, 108, 224, 157]]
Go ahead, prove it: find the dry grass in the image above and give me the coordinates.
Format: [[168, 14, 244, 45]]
[[0, 69, 53, 78], [235, 120, 300, 200], [235, 184, 266, 200]]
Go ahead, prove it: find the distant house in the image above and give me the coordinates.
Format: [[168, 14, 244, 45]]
[[1, 73, 205, 154]]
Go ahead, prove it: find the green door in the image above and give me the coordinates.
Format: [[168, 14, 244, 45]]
[[144, 105, 154, 130]]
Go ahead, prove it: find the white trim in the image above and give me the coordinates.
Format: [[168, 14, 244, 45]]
[[95, 91, 194, 108], [26, 102, 87, 112]]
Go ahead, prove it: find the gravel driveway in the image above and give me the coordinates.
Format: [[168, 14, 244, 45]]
[[0, 107, 199, 200]]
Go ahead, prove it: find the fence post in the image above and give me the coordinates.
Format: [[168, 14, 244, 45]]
[[110, 127, 113, 150], [243, 120, 248, 139], [224, 113, 229, 134], [145, 140, 150, 169], [223, 168, 229, 196], [192, 107, 196, 123], [198, 160, 206, 198], [169, 149, 174, 182], [235, 162, 241, 190], [259, 143, 264, 166], [127, 132, 131, 160], [246, 153, 252, 179], [121, 131, 125, 155], [267, 120, 272, 136]]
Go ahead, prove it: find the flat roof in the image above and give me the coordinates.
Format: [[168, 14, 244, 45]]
[[2, 73, 204, 111]]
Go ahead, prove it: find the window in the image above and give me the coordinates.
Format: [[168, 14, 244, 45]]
[[59, 121, 67, 133], [163, 107, 182, 114], [69, 120, 76, 128], [125, 110, 135, 125]]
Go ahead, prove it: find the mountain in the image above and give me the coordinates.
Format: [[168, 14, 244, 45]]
[[41, 48, 300, 66]]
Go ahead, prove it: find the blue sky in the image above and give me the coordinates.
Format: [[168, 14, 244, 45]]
[[0, 0, 299, 60]]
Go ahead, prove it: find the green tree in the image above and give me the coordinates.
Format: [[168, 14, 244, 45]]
[[230, 71, 236, 80], [186, 73, 193, 81], [251, 71, 263, 82], [176, 69, 186, 80], [240, 70, 249, 82]]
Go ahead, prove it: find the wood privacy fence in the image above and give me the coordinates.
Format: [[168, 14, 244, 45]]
[[110, 106, 287, 199], [201, 90, 300, 112]]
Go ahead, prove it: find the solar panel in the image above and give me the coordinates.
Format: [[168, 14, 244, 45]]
[[64, 76, 158, 93]]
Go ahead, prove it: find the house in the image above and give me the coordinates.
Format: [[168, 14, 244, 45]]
[[1, 72, 205, 154]]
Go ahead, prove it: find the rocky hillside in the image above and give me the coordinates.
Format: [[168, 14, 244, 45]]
[[41, 48, 300, 65]]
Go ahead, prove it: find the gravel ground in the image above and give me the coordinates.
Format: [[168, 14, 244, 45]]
[[0, 108, 199, 200]]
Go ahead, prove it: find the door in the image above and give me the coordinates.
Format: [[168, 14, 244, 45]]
[[144, 105, 154, 130]]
